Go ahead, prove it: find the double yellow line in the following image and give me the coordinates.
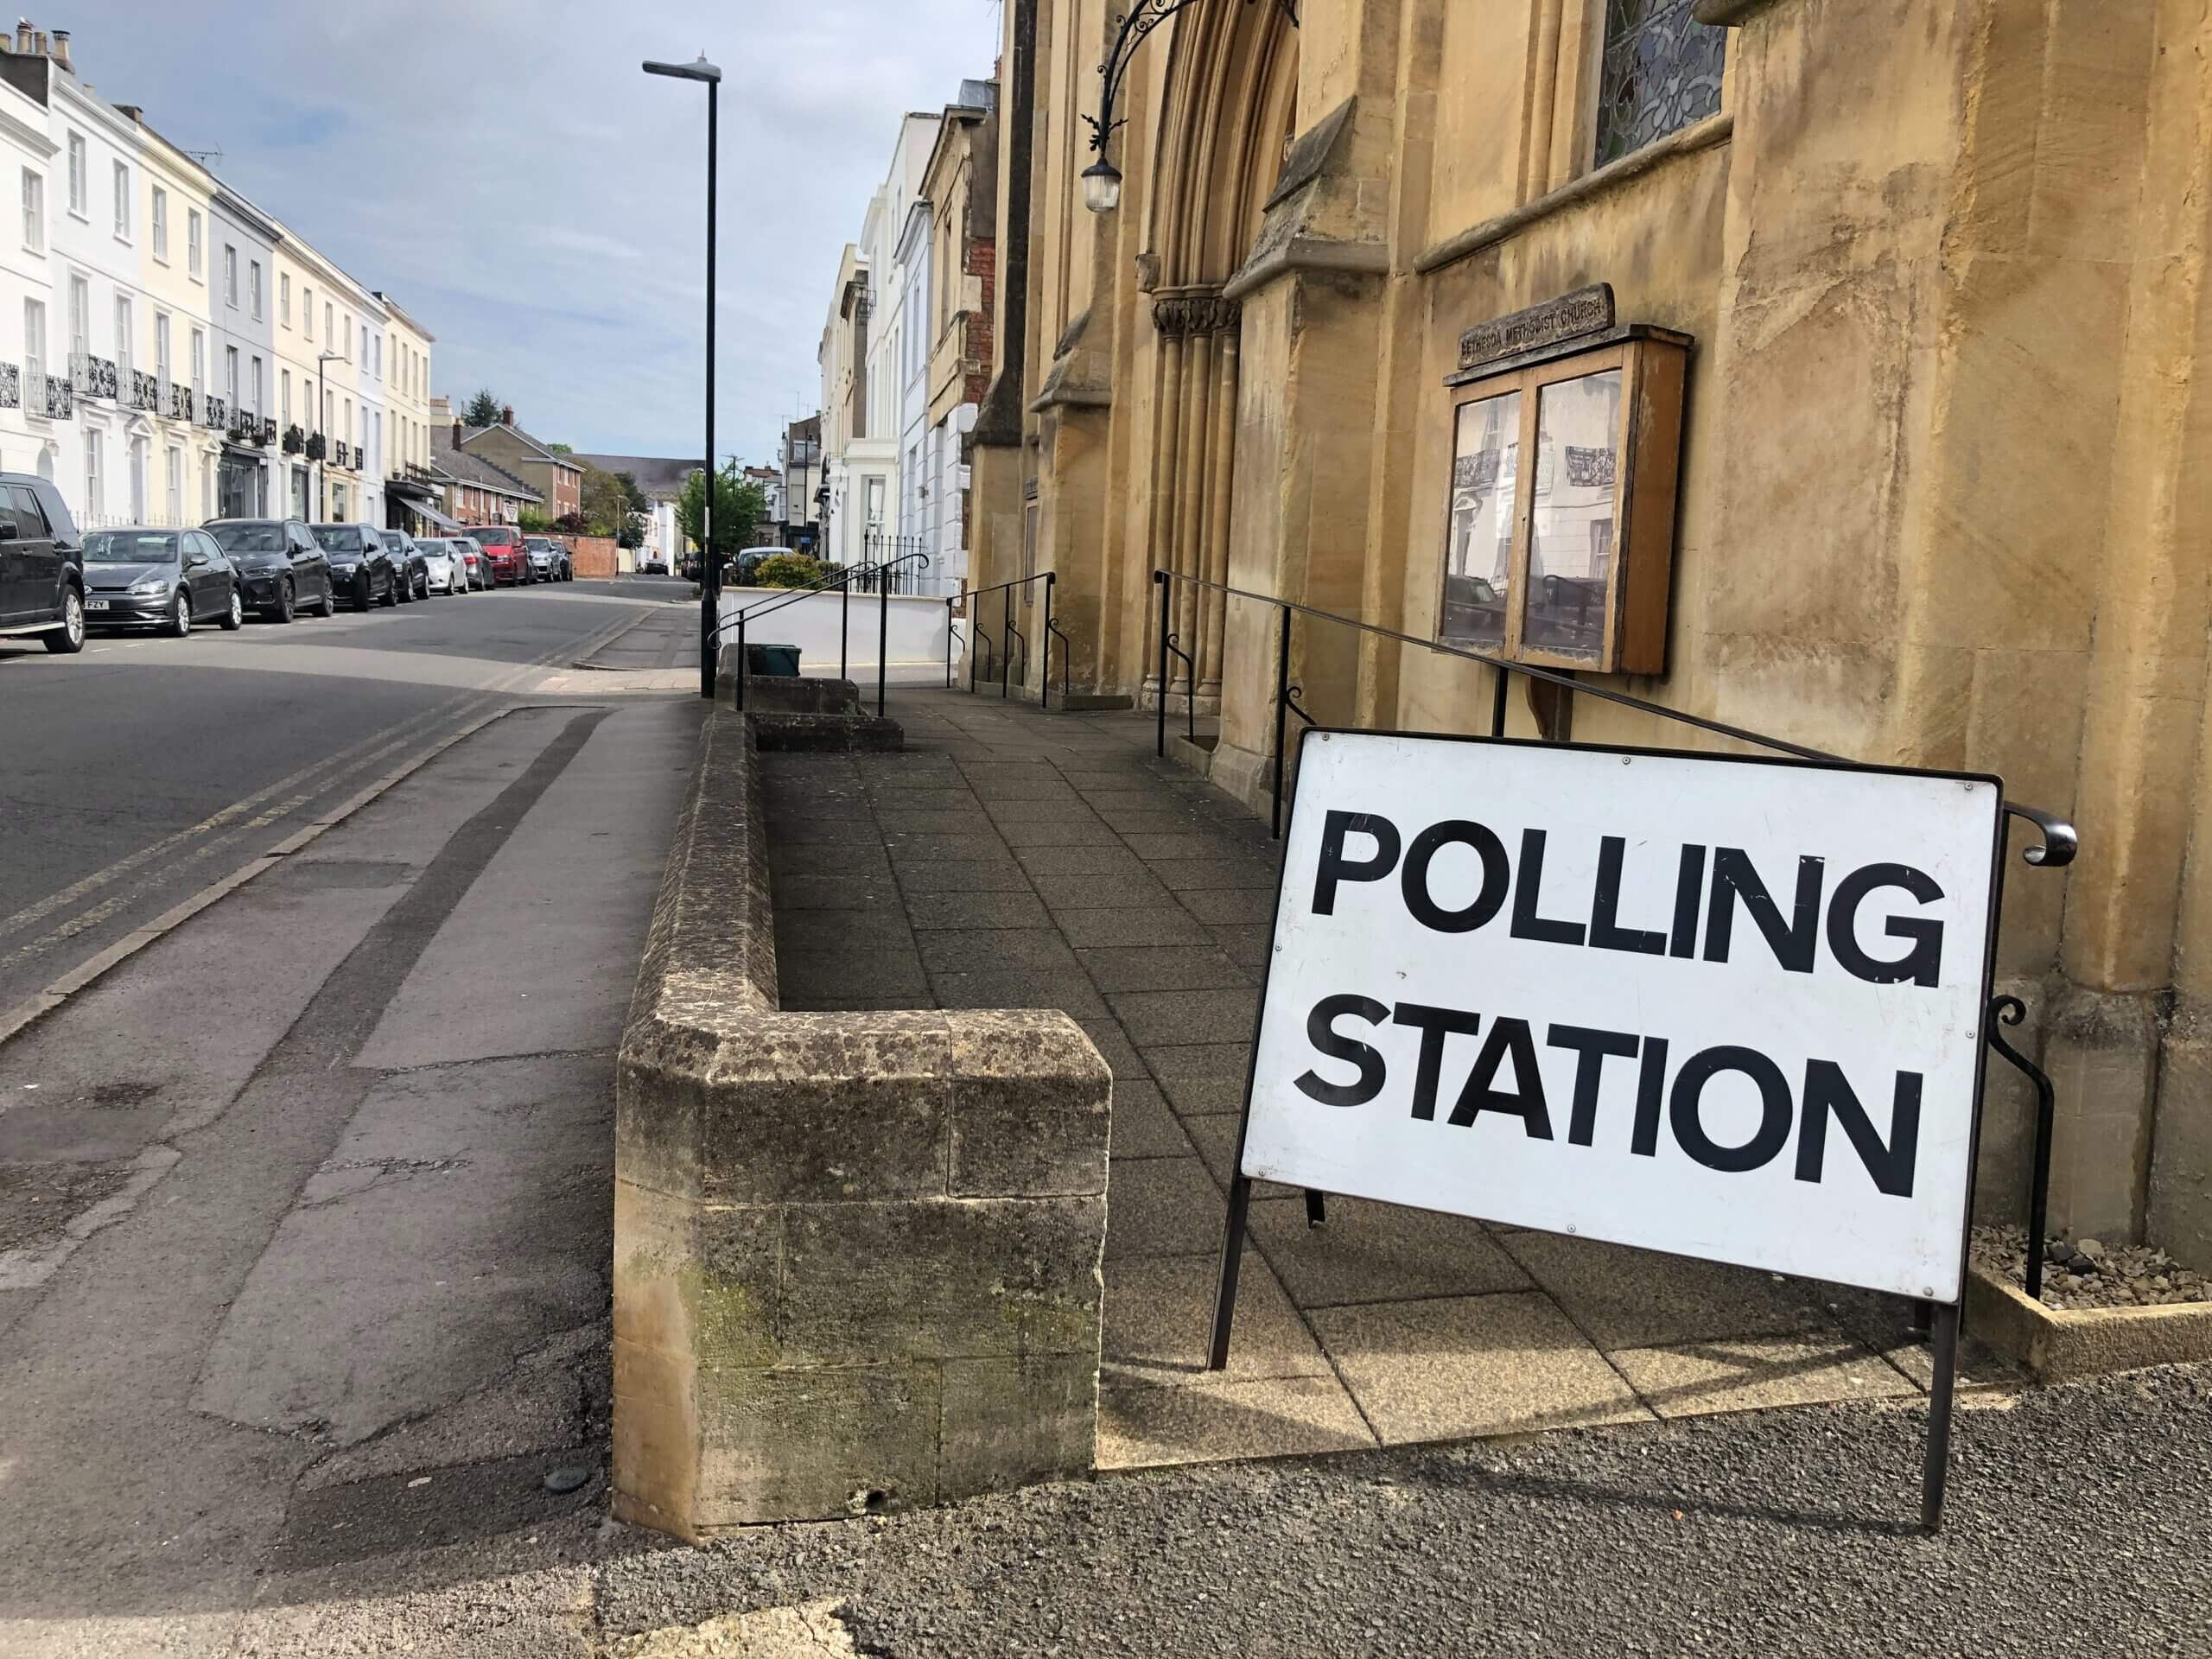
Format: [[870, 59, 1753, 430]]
[[0, 606, 656, 1040]]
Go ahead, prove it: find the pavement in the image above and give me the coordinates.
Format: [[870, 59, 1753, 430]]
[[4, 666, 2209, 1656], [765, 690, 2026, 1475]]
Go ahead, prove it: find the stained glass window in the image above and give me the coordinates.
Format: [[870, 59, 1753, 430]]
[[1595, 0, 1726, 167]]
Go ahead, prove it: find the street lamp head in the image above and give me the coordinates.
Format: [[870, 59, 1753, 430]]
[[643, 54, 721, 84], [1081, 159, 1123, 215]]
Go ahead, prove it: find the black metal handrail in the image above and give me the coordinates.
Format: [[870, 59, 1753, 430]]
[[1152, 563, 2080, 1385], [956, 571, 1063, 709], [1148, 568, 2082, 869], [724, 552, 930, 719]]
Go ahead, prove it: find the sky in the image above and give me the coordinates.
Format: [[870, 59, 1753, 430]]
[[70, 0, 1005, 467]]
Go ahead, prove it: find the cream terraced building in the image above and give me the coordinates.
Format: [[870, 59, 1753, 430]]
[[0, 20, 439, 531]]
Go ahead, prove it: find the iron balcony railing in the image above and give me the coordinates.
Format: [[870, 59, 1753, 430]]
[[201, 393, 226, 431], [30, 369, 70, 419], [0, 361, 19, 410], [129, 369, 160, 413], [70, 351, 116, 401]]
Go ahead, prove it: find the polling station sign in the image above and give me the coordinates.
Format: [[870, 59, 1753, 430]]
[[1241, 731, 2005, 1304]]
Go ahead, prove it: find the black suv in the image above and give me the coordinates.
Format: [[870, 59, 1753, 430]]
[[204, 518, 335, 622], [378, 530, 429, 601], [0, 472, 86, 654], [309, 524, 398, 611]]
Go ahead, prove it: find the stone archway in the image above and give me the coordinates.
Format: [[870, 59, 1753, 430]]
[[1138, 2, 1298, 710]]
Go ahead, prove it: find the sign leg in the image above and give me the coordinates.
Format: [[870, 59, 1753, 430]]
[[1920, 1300, 1961, 1534], [1206, 1174, 1255, 1372]]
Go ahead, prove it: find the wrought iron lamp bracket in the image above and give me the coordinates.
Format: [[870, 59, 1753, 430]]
[[1084, 0, 1300, 162]]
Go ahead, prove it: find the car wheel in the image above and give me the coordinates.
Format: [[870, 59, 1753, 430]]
[[356, 575, 374, 613], [379, 576, 397, 608], [313, 585, 334, 618], [42, 588, 85, 654], [276, 581, 296, 625], [164, 590, 193, 639], [221, 588, 244, 631]]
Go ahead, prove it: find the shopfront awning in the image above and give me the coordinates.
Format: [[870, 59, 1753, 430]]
[[408, 499, 462, 532]]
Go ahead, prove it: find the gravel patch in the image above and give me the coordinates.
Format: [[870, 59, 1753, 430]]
[[1972, 1224, 2209, 1311]]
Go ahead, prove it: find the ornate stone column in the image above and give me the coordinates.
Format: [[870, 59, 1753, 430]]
[[1148, 289, 1242, 711]]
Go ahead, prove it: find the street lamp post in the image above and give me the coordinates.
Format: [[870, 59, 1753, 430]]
[[643, 50, 723, 700], [315, 351, 342, 521]]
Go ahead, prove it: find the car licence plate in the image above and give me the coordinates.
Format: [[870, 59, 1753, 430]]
[[86, 598, 110, 611]]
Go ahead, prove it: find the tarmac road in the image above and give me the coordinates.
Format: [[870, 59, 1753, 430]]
[[0, 572, 697, 1020]]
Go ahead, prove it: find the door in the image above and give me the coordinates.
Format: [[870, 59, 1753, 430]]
[[183, 531, 225, 618], [9, 483, 60, 622], [287, 521, 328, 605], [0, 492, 22, 623]]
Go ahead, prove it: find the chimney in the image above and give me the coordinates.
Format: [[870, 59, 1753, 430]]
[[500, 404, 513, 427], [16, 22, 31, 54], [50, 28, 67, 70], [451, 420, 463, 448], [31, 29, 44, 56]]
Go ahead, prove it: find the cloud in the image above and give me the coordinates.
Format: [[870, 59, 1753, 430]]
[[75, 0, 1005, 462]]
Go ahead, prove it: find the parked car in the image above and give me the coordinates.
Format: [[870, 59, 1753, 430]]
[[468, 524, 530, 585], [378, 529, 429, 601], [0, 471, 86, 653], [203, 518, 334, 622], [310, 523, 397, 610], [641, 552, 669, 575], [453, 535, 491, 590], [415, 538, 467, 595], [82, 526, 244, 636], [524, 536, 571, 582]]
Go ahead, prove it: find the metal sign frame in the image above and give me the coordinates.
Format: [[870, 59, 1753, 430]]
[[1207, 724, 2011, 1534]]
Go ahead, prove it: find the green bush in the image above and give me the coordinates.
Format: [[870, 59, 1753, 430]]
[[751, 552, 824, 589]]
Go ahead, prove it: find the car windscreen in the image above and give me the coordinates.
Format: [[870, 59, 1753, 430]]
[[84, 531, 179, 563], [312, 526, 366, 553], [416, 539, 447, 554], [474, 529, 516, 545], [207, 522, 284, 555]]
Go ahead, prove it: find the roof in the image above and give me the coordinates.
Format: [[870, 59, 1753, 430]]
[[569, 453, 703, 499], [459, 423, 583, 471], [430, 430, 542, 501]]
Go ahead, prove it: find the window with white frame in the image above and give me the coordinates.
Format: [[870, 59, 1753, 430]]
[[22, 298, 44, 392], [250, 260, 263, 320], [223, 245, 237, 308], [187, 208, 201, 278], [302, 286, 313, 339], [166, 444, 181, 524], [67, 275, 85, 360], [155, 311, 169, 385], [372, 334, 380, 378], [281, 368, 290, 428], [111, 160, 130, 238], [279, 272, 289, 327], [251, 355, 263, 417], [190, 326, 204, 398], [323, 300, 332, 343], [129, 435, 145, 519], [113, 295, 130, 384], [372, 410, 381, 474], [66, 132, 84, 215], [151, 187, 166, 260], [85, 428, 101, 515], [225, 345, 238, 408], [20, 168, 41, 253]]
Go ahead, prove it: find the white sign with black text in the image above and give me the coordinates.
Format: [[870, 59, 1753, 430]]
[[1241, 732, 2005, 1303]]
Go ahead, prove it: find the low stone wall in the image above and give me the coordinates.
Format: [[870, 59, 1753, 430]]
[[613, 709, 1109, 1536], [556, 535, 620, 578]]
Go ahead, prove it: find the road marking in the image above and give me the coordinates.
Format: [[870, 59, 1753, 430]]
[[0, 607, 644, 946], [0, 606, 650, 1043]]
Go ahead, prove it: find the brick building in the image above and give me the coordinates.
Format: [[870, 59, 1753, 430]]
[[454, 404, 582, 522]]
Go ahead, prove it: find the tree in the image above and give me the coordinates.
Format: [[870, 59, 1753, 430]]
[[580, 466, 652, 545], [548, 442, 574, 455], [517, 508, 552, 533], [462, 388, 503, 428], [677, 460, 769, 569]]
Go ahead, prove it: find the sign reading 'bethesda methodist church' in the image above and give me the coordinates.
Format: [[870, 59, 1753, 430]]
[[1241, 731, 2005, 1304]]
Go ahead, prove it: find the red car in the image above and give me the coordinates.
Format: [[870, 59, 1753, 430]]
[[468, 524, 531, 584]]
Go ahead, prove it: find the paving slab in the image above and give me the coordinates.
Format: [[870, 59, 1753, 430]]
[[1500, 1230, 1834, 1351], [1104, 1155, 1227, 1260], [1310, 1293, 1654, 1445], [1098, 1373, 1373, 1471], [1609, 1333, 1920, 1420], [1108, 1080, 1197, 1160], [1246, 1197, 1533, 1308], [1103, 1251, 1330, 1387]]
